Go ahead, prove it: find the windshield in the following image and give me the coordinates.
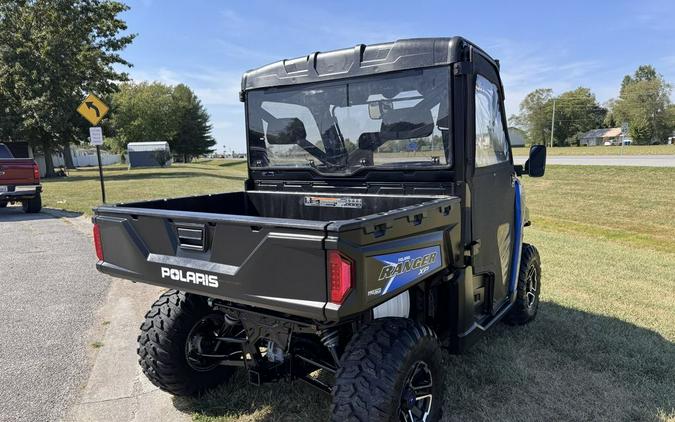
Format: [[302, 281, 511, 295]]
[[247, 67, 450, 174]]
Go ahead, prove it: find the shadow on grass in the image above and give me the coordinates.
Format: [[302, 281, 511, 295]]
[[172, 302, 674, 421], [173, 370, 330, 422], [48, 171, 246, 183], [217, 160, 247, 167], [0, 205, 83, 222], [443, 302, 675, 421]]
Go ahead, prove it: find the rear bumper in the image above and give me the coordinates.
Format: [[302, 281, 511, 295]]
[[0, 185, 41, 201]]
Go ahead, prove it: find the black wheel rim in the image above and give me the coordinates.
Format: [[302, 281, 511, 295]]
[[185, 314, 243, 371], [399, 360, 433, 422], [525, 265, 539, 309]]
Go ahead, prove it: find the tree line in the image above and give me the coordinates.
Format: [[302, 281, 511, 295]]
[[0, 0, 215, 177], [511, 65, 675, 146], [106, 82, 215, 163]]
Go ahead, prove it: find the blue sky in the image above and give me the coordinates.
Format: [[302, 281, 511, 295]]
[[120, 0, 675, 152]]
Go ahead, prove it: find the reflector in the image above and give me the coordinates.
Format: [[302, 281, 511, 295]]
[[93, 223, 104, 261]]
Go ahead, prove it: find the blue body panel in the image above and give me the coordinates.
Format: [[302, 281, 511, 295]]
[[508, 180, 523, 294]]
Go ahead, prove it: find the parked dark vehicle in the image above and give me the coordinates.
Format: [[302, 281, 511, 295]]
[[93, 37, 546, 421], [0, 143, 42, 213]]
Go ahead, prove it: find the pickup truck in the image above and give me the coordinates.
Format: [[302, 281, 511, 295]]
[[93, 37, 546, 421], [0, 143, 42, 213]]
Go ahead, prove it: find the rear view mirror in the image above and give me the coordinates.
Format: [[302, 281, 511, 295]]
[[524, 144, 546, 177]]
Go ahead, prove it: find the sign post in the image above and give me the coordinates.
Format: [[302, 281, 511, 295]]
[[77, 93, 109, 203], [89, 127, 106, 203]]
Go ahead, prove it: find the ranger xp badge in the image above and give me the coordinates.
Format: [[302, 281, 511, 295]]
[[374, 246, 442, 295]]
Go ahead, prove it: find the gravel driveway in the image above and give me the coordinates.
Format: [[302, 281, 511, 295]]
[[0, 207, 110, 422]]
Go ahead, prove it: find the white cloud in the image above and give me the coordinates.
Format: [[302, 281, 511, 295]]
[[129, 66, 246, 149], [486, 38, 609, 117], [215, 39, 275, 62], [130, 67, 242, 106], [129, 67, 182, 85]]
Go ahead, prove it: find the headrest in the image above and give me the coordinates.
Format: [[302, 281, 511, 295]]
[[265, 117, 307, 144], [380, 106, 434, 140], [357, 132, 382, 150]]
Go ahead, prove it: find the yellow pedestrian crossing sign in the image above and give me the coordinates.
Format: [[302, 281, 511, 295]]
[[77, 93, 109, 126]]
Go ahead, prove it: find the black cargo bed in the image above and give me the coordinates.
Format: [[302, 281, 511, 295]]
[[94, 191, 460, 321], [115, 190, 447, 222]]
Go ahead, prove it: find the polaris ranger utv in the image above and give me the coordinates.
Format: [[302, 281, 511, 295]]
[[93, 37, 546, 421]]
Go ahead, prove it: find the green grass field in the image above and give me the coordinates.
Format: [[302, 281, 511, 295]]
[[512, 144, 675, 156], [40, 160, 248, 215], [41, 162, 675, 421]]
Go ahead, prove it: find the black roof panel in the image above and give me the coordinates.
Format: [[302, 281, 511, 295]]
[[241, 37, 493, 91]]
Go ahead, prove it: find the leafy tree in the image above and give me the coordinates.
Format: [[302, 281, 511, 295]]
[[108, 82, 177, 151], [109, 82, 215, 159], [620, 65, 658, 95], [552, 88, 606, 145], [602, 99, 618, 128], [515, 88, 553, 145], [0, 0, 134, 177], [612, 66, 673, 144], [171, 84, 216, 162], [515, 87, 606, 146]]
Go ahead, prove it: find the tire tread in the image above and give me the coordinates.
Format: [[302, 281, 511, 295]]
[[330, 318, 443, 422], [137, 290, 232, 396]]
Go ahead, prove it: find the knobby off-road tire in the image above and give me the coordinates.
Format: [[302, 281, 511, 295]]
[[331, 317, 444, 422], [137, 290, 235, 396], [504, 243, 541, 325], [22, 193, 41, 213]]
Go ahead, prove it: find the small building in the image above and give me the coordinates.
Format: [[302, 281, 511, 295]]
[[508, 127, 526, 147], [127, 141, 172, 168], [580, 128, 622, 146]]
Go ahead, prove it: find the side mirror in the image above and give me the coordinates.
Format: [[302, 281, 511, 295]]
[[524, 144, 546, 177]]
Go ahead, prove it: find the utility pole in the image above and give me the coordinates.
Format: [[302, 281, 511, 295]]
[[550, 98, 556, 148]]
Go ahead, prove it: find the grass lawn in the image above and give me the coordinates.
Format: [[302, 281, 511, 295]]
[[512, 144, 675, 156], [41, 162, 675, 421], [40, 159, 248, 215]]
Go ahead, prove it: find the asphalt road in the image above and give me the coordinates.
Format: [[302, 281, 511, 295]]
[[0, 207, 110, 422], [513, 154, 675, 167]]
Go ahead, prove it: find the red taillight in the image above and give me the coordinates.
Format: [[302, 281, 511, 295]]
[[328, 250, 353, 304], [93, 223, 104, 261], [32, 162, 40, 183]]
